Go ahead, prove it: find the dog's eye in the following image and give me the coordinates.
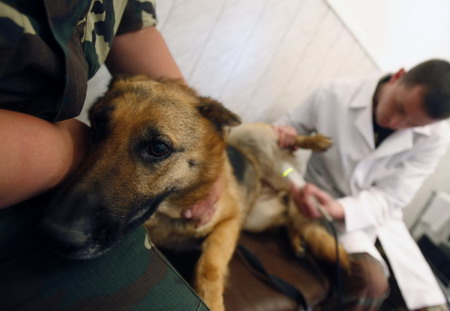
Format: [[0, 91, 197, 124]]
[[91, 115, 110, 134], [145, 141, 172, 158], [90, 116, 109, 142], [92, 118, 105, 131]]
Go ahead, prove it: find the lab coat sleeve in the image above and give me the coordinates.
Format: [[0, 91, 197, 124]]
[[339, 133, 450, 233], [273, 88, 321, 135]]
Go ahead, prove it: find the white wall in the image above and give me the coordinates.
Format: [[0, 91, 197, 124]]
[[326, 0, 450, 72], [156, 0, 380, 123]]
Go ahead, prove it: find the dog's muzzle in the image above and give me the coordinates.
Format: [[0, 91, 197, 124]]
[[39, 189, 118, 259], [39, 218, 92, 258], [40, 187, 171, 259]]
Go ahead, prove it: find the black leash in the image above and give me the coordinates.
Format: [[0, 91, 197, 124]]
[[325, 220, 343, 310], [236, 244, 311, 311]]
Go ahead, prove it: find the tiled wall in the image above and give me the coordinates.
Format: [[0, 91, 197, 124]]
[[156, 0, 380, 123], [83, 0, 380, 122]]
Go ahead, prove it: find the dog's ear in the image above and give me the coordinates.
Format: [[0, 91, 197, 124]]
[[108, 74, 150, 90], [198, 97, 241, 133], [111, 74, 150, 84]]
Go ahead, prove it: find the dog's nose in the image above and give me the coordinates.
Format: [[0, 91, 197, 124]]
[[39, 218, 91, 257]]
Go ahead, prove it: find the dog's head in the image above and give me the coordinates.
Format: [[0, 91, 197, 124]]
[[41, 76, 240, 259]]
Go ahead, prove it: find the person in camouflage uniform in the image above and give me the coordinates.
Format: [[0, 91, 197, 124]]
[[0, 1, 210, 310]]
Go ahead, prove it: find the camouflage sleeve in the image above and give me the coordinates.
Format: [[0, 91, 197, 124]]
[[0, 0, 159, 121], [116, 0, 158, 36], [0, 1, 74, 121]]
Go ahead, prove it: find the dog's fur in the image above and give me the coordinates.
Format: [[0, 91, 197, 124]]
[[42, 76, 348, 311]]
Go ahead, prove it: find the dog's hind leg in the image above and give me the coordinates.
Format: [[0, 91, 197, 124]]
[[296, 221, 350, 272], [287, 203, 350, 272]]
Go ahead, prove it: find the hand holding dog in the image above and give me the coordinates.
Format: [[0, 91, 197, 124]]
[[292, 183, 345, 221], [183, 176, 223, 228], [272, 124, 299, 150]]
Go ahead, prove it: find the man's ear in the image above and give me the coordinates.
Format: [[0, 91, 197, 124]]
[[197, 97, 241, 134], [390, 68, 406, 83]]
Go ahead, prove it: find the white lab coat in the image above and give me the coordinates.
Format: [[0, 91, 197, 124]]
[[275, 76, 450, 309]]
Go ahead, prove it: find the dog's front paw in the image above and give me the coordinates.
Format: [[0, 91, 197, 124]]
[[203, 297, 225, 311], [194, 261, 226, 311], [309, 134, 333, 152], [295, 134, 332, 152], [195, 284, 225, 311]]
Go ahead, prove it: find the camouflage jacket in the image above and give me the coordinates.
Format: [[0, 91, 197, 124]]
[[0, 0, 157, 121], [0, 197, 209, 311]]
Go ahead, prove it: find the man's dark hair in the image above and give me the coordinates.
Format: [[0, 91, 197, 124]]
[[401, 59, 450, 119]]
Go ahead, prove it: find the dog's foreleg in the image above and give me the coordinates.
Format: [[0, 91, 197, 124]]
[[295, 134, 332, 152], [193, 215, 241, 311]]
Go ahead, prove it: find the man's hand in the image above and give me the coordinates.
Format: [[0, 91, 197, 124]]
[[183, 176, 223, 227], [272, 124, 299, 150], [291, 183, 345, 220]]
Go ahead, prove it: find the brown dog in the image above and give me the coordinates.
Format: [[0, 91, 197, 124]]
[[42, 76, 348, 311]]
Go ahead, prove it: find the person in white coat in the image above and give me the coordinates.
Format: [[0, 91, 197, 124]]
[[273, 59, 450, 311]]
